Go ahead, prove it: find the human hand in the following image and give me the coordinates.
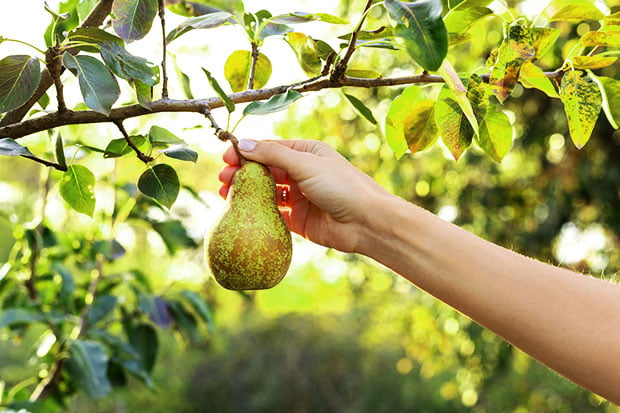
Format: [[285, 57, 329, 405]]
[[217, 139, 392, 253]]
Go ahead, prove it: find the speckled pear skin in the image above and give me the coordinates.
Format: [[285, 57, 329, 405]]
[[207, 161, 292, 290]]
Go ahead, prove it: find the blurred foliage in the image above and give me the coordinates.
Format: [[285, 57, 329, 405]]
[[1, 0, 620, 411]]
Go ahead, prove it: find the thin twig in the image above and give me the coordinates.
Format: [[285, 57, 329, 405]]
[[248, 42, 259, 90], [113, 120, 154, 163], [46, 36, 67, 112], [158, 0, 169, 99], [21, 155, 68, 171]]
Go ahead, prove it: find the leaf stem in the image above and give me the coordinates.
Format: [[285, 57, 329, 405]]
[[21, 155, 68, 171], [0, 38, 46, 55]]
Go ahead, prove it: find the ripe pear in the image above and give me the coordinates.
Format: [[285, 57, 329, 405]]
[[207, 160, 292, 290]]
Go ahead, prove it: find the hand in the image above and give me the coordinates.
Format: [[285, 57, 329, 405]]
[[217, 139, 392, 253]]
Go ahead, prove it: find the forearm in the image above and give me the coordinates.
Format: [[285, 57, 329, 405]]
[[357, 194, 620, 403]]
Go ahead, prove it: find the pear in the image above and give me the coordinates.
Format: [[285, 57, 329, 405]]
[[207, 160, 292, 290]]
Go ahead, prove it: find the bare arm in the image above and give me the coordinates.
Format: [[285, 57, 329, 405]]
[[220, 138, 620, 403]]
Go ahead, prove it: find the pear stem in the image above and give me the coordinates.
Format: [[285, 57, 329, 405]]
[[218, 130, 247, 166]]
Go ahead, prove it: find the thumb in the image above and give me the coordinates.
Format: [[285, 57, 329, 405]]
[[237, 139, 305, 173]]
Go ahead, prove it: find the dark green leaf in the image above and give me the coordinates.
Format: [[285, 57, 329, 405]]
[[104, 136, 148, 158], [181, 290, 215, 332], [166, 11, 234, 42], [59, 165, 96, 217], [128, 323, 158, 372], [138, 164, 180, 209], [0, 55, 41, 113], [384, 0, 448, 71], [160, 146, 199, 163], [67, 27, 124, 52], [100, 42, 159, 86], [167, 300, 200, 342], [243, 90, 302, 116], [149, 125, 185, 145], [0, 308, 44, 328], [202, 67, 235, 112], [62, 53, 120, 115], [343, 93, 377, 125], [224, 50, 272, 92], [0, 138, 35, 157], [151, 220, 198, 254], [52, 262, 74, 310], [138, 295, 172, 327], [55, 135, 67, 168], [112, 0, 158, 42], [66, 339, 111, 400], [88, 295, 118, 326], [338, 26, 395, 41], [285, 32, 322, 77]]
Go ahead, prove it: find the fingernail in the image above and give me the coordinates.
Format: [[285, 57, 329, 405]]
[[238, 139, 257, 152]]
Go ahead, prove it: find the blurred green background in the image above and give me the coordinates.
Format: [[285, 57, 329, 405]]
[[1, 0, 620, 411]]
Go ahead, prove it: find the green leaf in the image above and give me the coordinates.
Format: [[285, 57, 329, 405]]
[[519, 61, 560, 98], [44, 0, 80, 46], [444, 4, 492, 37], [271, 12, 348, 25], [476, 106, 513, 162], [285, 32, 322, 77], [580, 30, 620, 47], [0, 55, 41, 113], [181, 290, 215, 332], [149, 125, 185, 145], [438, 60, 479, 132], [65, 340, 111, 400], [543, 0, 605, 22], [87, 295, 118, 326], [489, 21, 535, 103], [531, 27, 561, 59], [59, 165, 96, 217], [385, 85, 427, 158], [561, 70, 602, 148], [224, 50, 272, 92], [345, 69, 382, 79], [202, 67, 235, 112], [167, 300, 200, 342], [384, 0, 448, 71], [171, 53, 194, 99], [597, 76, 620, 129], [151, 220, 198, 254], [128, 323, 158, 373], [55, 135, 67, 168], [571, 55, 618, 70], [166, 0, 243, 17], [104, 136, 148, 158], [0, 138, 35, 157], [403, 99, 438, 154], [243, 90, 302, 116], [434, 86, 474, 160], [138, 164, 180, 209], [159, 146, 199, 163], [62, 53, 120, 115], [132, 80, 153, 109], [0, 308, 44, 328], [100, 42, 159, 86], [166, 11, 233, 42], [67, 27, 124, 52], [112, 0, 158, 42], [343, 93, 377, 125]]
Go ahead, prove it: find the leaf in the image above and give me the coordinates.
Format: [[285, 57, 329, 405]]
[[403, 99, 438, 154], [0, 55, 41, 113], [128, 323, 158, 373], [434, 86, 474, 160], [167, 300, 200, 342], [59, 165, 96, 217], [224, 50, 272, 92], [159, 146, 199, 163], [62, 53, 120, 115], [597, 76, 620, 129], [166, 11, 234, 42], [561, 70, 602, 148], [65, 340, 111, 400], [385, 85, 426, 158], [151, 220, 198, 254], [519, 61, 560, 98], [571, 55, 618, 70], [166, 0, 243, 17], [345, 69, 382, 79], [384, 0, 448, 71], [243, 90, 302, 116], [343, 93, 377, 125], [181, 290, 215, 332], [138, 164, 180, 209], [444, 5, 492, 38], [55, 135, 67, 168], [138, 295, 172, 327], [133, 80, 153, 109], [202, 67, 235, 112], [0, 308, 44, 328], [531, 27, 561, 59], [149, 125, 185, 145], [438, 60, 479, 132], [112, 0, 158, 42], [67, 27, 124, 52], [476, 106, 513, 162], [0, 138, 35, 157], [100, 42, 159, 86], [270, 12, 348, 25], [87, 295, 118, 326], [171, 53, 194, 99], [489, 21, 535, 103], [285, 32, 322, 77], [580, 30, 620, 47], [543, 0, 605, 22], [104, 136, 148, 158]]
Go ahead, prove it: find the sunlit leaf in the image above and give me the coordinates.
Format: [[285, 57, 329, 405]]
[[519, 61, 560, 98], [166, 11, 234, 42], [596, 76, 620, 129], [171, 53, 194, 99], [270, 12, 348, 25], [438, 60, 479, 132], [580, 30, 620, 47], [165, 0, 243, 16], [561, 70, 602, 148], [104, 136, 148, 158], [224, 50, 272, 92], [403, 99, 438, 154], [0, 138, 35, 157], [285, 32, 322, 77], [345, 69, 382, 79], [343, 93, 377, 125], [62, 53, 120, 115], [138, 164, 180, 209], [384, 0, 448, 71], [55, 135, 67, 168], [543, 0, 605, 22], [444, 3, 492, 38], [385, 85, 427, 158], [59, 165, 96, 217], [571, 55, 618, 70], [202, 67, 235, 112], [159, 145, 199, 163], [133, 79, 153, 109], [112, 0, 158, 42], [531, 27, 561, 59], [0, 55, 41, 113], [476, 106, 513, 162], [149, 125, 185, 145], [434, 86, 474, 160], [66, 340, 111, 400], [100, 42, 159, 86], [243, 90, 302, 116]]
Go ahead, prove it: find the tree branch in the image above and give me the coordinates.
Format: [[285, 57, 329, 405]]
[[158, 0, 169, 99], [113, 120, 154, 163], [248, 42, 259, 90], [0, 0, 114, 127]]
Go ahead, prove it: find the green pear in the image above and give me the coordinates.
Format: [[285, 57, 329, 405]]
[[206, 160, 292, 290]]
